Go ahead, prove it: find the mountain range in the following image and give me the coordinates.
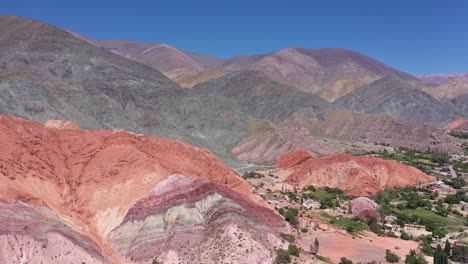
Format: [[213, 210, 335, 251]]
[[1, 15, 465, 164], [65, 30, 416, 102]]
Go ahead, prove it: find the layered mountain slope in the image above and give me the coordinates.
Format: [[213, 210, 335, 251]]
[[0, 201, 106, 263], [422, 77, 468, 100], [174, 69, 224, 87], [111, 175, 285, 263], [0, 15, 250, 161], [232, 109, 463, 164], [193, 70, 330, 122], [216, 48, 415, 101], [0, 114, 285, 263], [334, 76, 464, 126], [97, 40, 206, 79], [93, 39, 224, 82], [277, 150, 434, 196]]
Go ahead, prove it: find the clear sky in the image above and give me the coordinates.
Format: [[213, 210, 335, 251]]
[[3, 0, 468, 75]]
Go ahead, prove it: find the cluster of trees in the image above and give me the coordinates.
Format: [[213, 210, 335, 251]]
[[242, 171, 264, 179], [434, 244, 448, 264], [435, 240, 468, 263], [444, 190, 468, 204], [445, 178, 466, 189]]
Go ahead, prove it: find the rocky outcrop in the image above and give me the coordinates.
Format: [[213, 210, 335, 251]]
[[0, 115, 284, 263], [276, 150, 433, 196], [350, 197, 379, 220]]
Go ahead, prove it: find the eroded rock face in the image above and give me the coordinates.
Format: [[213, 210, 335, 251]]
[[0, 115, 284, 263], [110, 175, 285, 263], [277, 150, 433, 196]]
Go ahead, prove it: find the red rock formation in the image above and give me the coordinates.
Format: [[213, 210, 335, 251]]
[[0, 115, 281, 263], [445, 119, 468, 132], [275, 148, 313, 168], [277, 150, 433, 196]]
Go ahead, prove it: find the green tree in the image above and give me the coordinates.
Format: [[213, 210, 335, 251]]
[[444, 240, 451, 257], [434, 244, 448, 264], [284, 208, 299, 225], [314, 238, 319, 254]]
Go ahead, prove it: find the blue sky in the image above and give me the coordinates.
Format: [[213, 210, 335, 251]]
[[3, 0, 468, 75]]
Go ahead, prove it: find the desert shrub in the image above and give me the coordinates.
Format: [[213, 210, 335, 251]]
[[385, 249, 400, 263], [301, 228, 308, 233], [275, 249, 291, 264], [339, 257, 353, 264], [287, 244, 300, 257], [279, 233, 295, 243]]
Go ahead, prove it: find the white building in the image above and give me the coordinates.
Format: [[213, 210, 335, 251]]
[[302, 199, 321, 209]]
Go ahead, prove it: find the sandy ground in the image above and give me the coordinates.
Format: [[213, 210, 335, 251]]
[[297, 227, 418, 263]]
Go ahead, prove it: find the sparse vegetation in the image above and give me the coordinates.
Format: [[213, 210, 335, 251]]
[[404, 250, 428, 264], [279, 233, 295, 243]]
